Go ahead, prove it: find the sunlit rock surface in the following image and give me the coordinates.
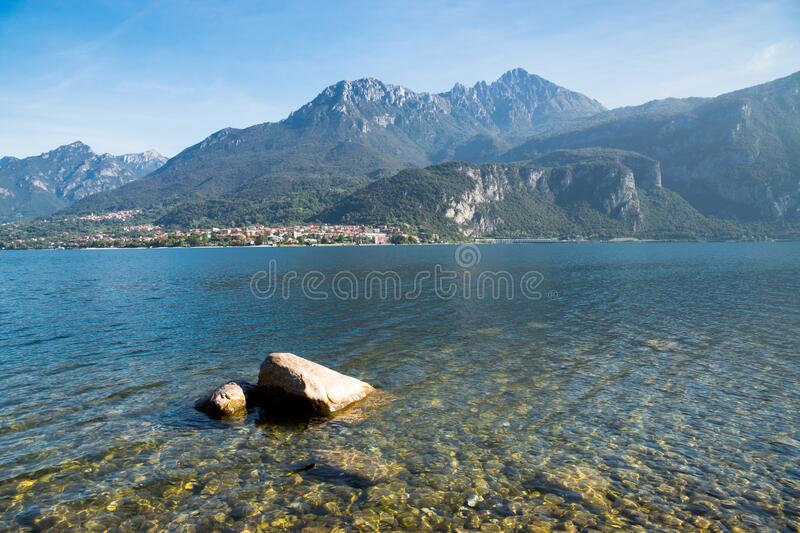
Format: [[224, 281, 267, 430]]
[[258, 352, 374, 415]]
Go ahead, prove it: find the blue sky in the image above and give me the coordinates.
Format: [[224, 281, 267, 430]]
[[1, 0, 798, 158]]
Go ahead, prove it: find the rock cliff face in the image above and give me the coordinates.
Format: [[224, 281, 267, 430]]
[[0, 142, 166, 221], [439, 151, 659, 234], [544, 162, 641, 224], [443, 164, 543, 235], [531, 148, 662, 190], [325, 148, 661, 236]]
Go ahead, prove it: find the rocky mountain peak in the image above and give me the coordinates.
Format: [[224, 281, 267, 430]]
[[64, 140, 91, 150], [286, 69, 604, 138], [450, 82, 468, 94], [497, 67, 535, 82], [142, 149, 164, 160], [286, 76, 436, 130], [116, 150, 168, 177], [492, 68, 552, 92], [44, 141, 94, 160], [314, 77, 417, 109], [117, 149, 165, 163], [438, 69, 606, 138]]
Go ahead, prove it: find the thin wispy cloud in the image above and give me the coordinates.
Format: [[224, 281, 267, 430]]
[[54, 0, 159, 60], [744, 40, 800, 75]]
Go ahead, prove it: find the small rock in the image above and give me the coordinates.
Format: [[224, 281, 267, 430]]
[[195, 381, 256, 418], [466, 494, 482, 507], [644, 338, 678, 352], [694, 516, 712, 529], [258, 352, 374, 415], [543, 493, 565, 506]]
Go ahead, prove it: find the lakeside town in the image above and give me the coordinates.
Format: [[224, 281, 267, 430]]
[[0, 210, 442, 250], [1, 209, 782, 250]]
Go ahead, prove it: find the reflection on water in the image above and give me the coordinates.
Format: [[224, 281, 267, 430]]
[[1, 243, 799, 530]]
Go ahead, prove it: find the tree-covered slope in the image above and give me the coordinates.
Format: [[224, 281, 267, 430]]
[[322, 149, 679, 238], [320, 146, 800, 239]]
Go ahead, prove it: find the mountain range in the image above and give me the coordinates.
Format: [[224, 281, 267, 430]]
[[60, 69, 605, 221], [320, 70, 800, 238], [0, 142, 166, 221], [7, 68, 800, 238]]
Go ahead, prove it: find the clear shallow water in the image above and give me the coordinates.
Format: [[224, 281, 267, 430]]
[[0, 243, 799, 531]]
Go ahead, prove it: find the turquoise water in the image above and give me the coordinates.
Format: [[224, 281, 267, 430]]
[[1, 243, 799, 531]]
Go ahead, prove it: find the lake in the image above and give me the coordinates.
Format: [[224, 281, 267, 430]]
[[1, 243, 799, 530]]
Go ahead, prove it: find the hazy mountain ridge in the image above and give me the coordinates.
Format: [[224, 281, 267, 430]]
[[0, 142, 166, 221], [504, 72, 800, 220]]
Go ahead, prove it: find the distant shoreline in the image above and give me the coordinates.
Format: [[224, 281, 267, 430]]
[[1, 238, 790, 251]]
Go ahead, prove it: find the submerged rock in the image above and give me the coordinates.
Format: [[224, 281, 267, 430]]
[[195, 381, 257, 418], [292, 449, 399, 488], [258, 352, 374, 415], [644, 339, 679, 352], [466, 494, 483, 507]]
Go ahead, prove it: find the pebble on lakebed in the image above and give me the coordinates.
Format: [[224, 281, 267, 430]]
[[195, 352, 375, 419]]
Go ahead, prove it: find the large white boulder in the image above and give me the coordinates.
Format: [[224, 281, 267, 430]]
[[258, 352, 374, 415]]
